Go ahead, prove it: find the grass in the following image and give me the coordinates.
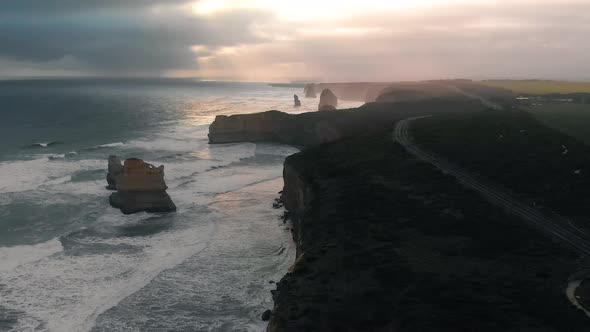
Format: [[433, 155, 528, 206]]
[[273, 127, 587, 331], [413, 109, 590, 219], [481, 80, 590, 95], [525, 104, 590, 145]]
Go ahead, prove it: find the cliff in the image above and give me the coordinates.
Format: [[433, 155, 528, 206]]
[[209, 98, 485, 147], [269, 125, 589, 331]]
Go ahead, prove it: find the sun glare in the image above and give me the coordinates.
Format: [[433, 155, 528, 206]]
[[192, 0, 450, 21]]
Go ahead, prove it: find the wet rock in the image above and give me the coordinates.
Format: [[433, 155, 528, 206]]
[[294, 94, 301, 107], [107, 157, 176, 214], [261, 309, 272, 321], [106, 155, 124, 190], [318, 89, 338, 111]]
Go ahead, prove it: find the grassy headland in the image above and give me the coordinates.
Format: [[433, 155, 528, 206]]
[[525, 104, 590, 144], [270, 124, 587, 331], [482, 80, 590, 95], [412, 109, 590, 223]]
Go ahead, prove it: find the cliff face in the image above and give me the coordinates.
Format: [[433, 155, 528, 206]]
[[269, 128, 588, 331], [209, 99, 486, 147], [208, 111, 292, 144]]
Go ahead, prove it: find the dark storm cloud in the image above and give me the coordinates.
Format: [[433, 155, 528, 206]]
[[0, 1, 271, 75], [0, 0, 189, 14]]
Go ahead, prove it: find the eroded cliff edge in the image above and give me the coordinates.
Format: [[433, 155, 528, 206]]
[[209, 98, 482, 147], [269, 127, 588, 331]]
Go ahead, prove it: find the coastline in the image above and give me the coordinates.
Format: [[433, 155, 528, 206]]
[[204, 82, 590, 330], [268, 127, 588, 331]]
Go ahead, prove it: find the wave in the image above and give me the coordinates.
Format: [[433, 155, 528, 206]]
[[0, 157, 103, 193], [48, 151, 77, 160], [80, 142, 125, 152], [28, 141, 59, 148], [0, 213, 216, 332], [97, 142, 125, 148], [0, 239, 63, 273]]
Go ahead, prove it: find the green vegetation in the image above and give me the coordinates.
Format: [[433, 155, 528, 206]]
[[272, 126, 587, 331], [482, 80, 590, 95], [525, 104, 590, 145], [413, 109, 590, 219]]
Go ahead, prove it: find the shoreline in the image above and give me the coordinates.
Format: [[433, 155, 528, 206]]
[[204, 82, 590, 330]]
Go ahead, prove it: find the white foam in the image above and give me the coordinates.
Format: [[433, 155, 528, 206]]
[[0, 239, 63, 273], [567, 280, 590, 317], [96, 142, 124, 148], [127, 137, 207, 153], [0, 158, 104, 193], [0, 214, 216, 332], [32, 142, 57, 148]]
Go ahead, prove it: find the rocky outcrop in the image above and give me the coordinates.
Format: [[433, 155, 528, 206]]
[[208, 110, 292, 144], [106, 155, 124, 190], [106, 157, 176, 214], [294, 94, 301, 107], [304, 84, 316, 98], [318, 89, 337, 111]]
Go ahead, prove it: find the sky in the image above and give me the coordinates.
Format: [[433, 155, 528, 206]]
[[0, 0, 589, 82]]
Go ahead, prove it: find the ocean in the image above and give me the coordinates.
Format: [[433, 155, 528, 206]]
[[0, 78, 362, 332]]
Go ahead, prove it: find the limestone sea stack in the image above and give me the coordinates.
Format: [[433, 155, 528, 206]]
[[106, 157, 176, 214], [106, 155, 124, 190], [318, 89, 338, 111], [304, 84, 317, 98], [294, 94, 301, 107]]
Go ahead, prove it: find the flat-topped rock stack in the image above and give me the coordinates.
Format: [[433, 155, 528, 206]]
[[106, 156, 176, 214]]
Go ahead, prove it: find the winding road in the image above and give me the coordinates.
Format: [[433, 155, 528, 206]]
[[394, 117, 590, 256]]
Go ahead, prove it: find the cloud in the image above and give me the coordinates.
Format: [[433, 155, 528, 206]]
[[191, 0, 590, 81], [0, 1, 271, 76], [0, 0, 189, 14], [1, 0, 589, 80]]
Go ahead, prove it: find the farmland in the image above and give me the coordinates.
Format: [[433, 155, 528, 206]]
[[482, 80, 590, 95]]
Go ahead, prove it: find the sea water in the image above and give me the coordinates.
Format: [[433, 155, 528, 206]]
[[0, 78, 362, 331]]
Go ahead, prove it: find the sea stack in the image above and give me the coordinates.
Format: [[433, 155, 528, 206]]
[[106, 157, 176, 214], [304, 84, 317, 98], [106, 155, 124, 190], [294, 94, 301, 107], [318, 89, 338, 111]]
